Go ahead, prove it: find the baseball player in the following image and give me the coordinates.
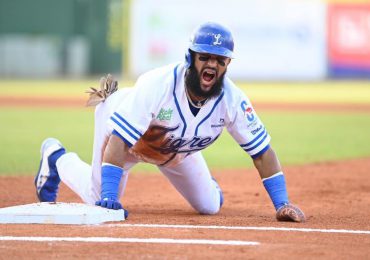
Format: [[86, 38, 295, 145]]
[[35, 22, 305, 222]]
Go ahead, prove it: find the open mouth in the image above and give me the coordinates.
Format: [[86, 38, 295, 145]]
[[202, 69, 217, 83]]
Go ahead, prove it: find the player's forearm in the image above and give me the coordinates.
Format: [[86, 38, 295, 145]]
[[97, 134, 129, 208], [253, 147, 282, 179], [253, 147, 290, 211], [102, 134, 130, 168]]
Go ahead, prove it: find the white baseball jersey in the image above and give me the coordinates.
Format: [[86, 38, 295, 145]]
[[109, 63, 271, 166], [56, 62, 271, 212]]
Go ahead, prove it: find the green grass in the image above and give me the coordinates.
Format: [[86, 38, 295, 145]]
[[0, 107, 94, 175], [1, 80, 370, 104], [0, 79, 134, 98], [1, 107, 369, 175], [263, 112, 370, 164], [203, 111, 370, 169], [237, 81, 370, 104], [1, 79, 369, 176]]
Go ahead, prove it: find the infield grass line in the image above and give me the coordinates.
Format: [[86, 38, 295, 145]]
[[0, 236, 259, 246], [106, 224, 370, 235]]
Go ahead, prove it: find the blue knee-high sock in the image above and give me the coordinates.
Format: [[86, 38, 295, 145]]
[[48, 148, 66, 173]]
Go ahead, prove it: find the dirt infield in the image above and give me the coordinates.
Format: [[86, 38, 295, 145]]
[[0, 158, 369, 259]]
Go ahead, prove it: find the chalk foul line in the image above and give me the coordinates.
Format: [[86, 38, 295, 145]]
[[0, 236, 259, 246], [105, 224, 370, 235]]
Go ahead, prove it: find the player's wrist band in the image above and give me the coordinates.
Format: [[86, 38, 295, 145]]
[[101, 163, 124, 201], [262, 171, 289, 210]]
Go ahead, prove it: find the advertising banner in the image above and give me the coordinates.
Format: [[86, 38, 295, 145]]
[[328, 4, 370, 78], [129, 0, 327, 81]]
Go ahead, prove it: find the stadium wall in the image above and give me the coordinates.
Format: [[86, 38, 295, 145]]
[[128, 0, 370, 80]]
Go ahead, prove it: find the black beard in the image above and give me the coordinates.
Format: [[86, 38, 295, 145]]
[[185, 66, 225, 99]]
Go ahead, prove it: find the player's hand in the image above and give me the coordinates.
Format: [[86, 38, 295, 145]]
[[276, 204, 306, 223], [95, 198, 123, 210]]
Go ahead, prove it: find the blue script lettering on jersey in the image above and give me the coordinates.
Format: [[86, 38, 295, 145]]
[[159, 134, 219, 154], [241, 100, 255, 122], [146, 125, 219, 154]]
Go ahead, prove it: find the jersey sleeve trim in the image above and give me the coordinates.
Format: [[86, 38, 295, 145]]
[[110, 112, 142, 145], [240, 127, 267, 149], [251, 144, 270, 159], [113, 112, 142, 136], [240, 127, 271, 156], [243, 131, 268, 152], [112, 130, 133, 148]]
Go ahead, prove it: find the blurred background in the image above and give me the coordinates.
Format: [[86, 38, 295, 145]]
[[0, 0, 369, 81], [1, 0, 370, 175]]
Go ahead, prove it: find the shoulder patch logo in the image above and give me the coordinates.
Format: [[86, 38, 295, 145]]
[[157, 108, 173, 121], [241, 100, 256, 122]]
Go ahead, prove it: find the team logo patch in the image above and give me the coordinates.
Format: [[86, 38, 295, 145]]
[[213, 33, 222, 45], [240, 100, 255, 122], [156, 108, 173, 121]]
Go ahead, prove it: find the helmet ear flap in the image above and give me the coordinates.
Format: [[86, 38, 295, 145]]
[[185, 49, 192, 68]]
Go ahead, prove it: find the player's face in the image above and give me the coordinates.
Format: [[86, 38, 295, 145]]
[[193, 52, 231, 93], [185, 52, 230, 99], [186, 63, 225, 100]]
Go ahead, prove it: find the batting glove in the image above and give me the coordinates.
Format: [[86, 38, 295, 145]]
[[276, 204, 306, 223], [95, 198, 123, 210], [96, 164, 124, 210]]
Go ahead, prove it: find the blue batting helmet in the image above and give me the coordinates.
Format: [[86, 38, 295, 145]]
[[185, 22, 234, 68]]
